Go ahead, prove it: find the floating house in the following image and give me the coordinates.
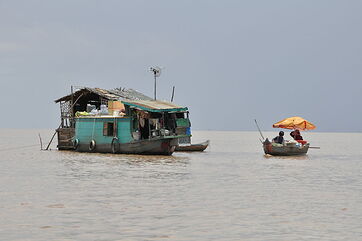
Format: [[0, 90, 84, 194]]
[[54, 87, 191, 155]]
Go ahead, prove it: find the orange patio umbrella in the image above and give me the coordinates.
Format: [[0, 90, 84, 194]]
[[272, 116, 316, 131]]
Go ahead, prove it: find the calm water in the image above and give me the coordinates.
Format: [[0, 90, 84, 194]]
[[0, 129, 361, 241]]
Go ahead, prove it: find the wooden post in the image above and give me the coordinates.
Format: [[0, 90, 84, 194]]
[[148, 118, 152, 139], [71, 85, 74, 127], [38, 133, 43, 150], [154, 73, 157, 100], [171, 86, 175, 102], [45, 130, 57, 150]]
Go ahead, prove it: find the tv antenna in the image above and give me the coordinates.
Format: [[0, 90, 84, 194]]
[[150, 66, 162, 100]]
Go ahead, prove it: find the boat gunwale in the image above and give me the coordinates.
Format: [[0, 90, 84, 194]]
[[75, 116, 131, 119]]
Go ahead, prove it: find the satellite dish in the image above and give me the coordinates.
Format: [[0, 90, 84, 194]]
[[150, 66, 161, 77]]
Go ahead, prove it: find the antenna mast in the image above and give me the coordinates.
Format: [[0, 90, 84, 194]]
[[150, 66, 161, 100]]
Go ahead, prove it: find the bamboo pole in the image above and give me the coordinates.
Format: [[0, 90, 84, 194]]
[[38, 133, 43, 150], [254, 119, 265, 140], [45, 131, 57, 150], [171, 86, 175, 102]]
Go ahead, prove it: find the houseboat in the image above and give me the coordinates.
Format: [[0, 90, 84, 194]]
[[55, 87, 191, 155]]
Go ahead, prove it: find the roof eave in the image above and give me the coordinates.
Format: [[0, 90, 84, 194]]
[[122, 101, 188, 113]]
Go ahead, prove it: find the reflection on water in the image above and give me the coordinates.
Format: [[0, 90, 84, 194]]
[[263, 154, 310, 160], [0, 129, 362, 241], [60, 150, 190, 165]]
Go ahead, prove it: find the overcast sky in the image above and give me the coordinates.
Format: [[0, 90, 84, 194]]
[[1, 0, 361, 132]]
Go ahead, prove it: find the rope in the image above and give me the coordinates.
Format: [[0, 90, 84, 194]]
[[0, 144, 40, 152], [92, 118, 96, 140], [114, 116, 117, 137]]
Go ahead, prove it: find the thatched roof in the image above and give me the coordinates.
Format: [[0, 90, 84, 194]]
[[55, 87, 153, 103]]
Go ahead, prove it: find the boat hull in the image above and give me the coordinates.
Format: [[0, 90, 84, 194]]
[[175, 140, 209, 152], [263, 142, 309, 156], [75, 137, 179, 155]]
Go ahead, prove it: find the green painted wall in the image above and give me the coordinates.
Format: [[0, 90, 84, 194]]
[[116, 118, 133, 143], [176, 118, 191, 127], [75, 117, 133, 144]]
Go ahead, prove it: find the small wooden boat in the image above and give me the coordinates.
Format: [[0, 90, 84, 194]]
[[175, 140, 209, 152], [255, 117, 316, 156], [263, 138, 309, 156]]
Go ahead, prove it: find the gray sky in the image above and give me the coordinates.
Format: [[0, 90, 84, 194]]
[[1, 0, 361, 132]]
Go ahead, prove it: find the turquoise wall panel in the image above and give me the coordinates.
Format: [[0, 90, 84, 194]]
[[117, 118, 133, 143], [75, 117, 132, 145]]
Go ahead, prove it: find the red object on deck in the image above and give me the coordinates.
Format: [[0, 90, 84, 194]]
[[297, 140, 307, 145]]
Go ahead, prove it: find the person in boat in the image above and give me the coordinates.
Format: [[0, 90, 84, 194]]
[[273, 131, 284, 144], [290, 129, 303, 140]]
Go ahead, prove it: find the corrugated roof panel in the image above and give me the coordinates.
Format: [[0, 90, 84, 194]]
[[122, 100, 188, 112], [109, 88, 153, 101]]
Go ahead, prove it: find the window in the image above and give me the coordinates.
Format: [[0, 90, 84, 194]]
[[176, 112, 185, 118], [103, 122, 115, 136]]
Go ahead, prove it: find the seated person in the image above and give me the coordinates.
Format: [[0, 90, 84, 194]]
[[290, 130, 303, 140], [273, 131, 284, 144]]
